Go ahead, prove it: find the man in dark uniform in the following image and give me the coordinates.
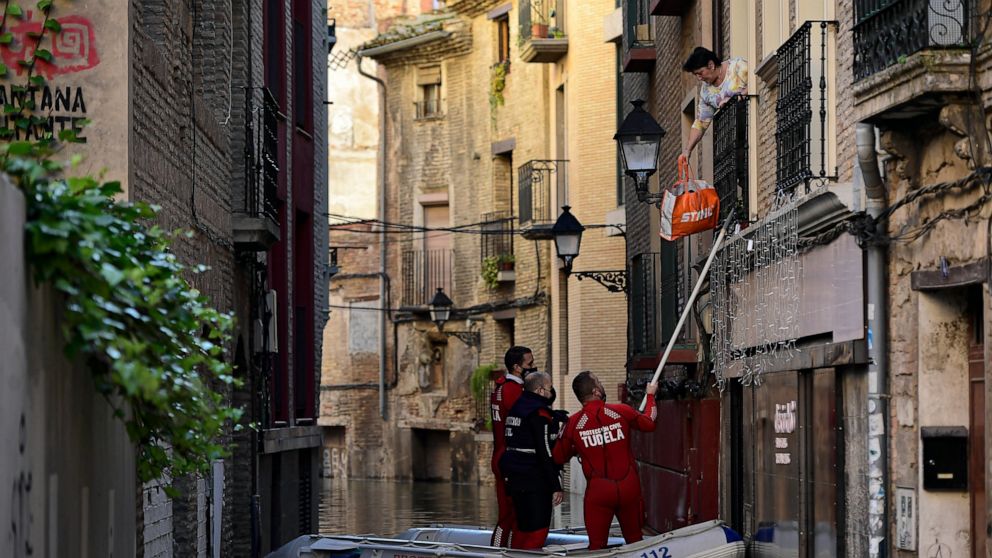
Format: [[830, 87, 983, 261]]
[[499, 372, 566, 550], [489, 345, 536, 547], [553, 371, 658, 550]]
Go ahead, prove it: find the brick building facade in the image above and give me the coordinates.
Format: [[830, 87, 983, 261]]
[[618, 0, 992, 556], [2, 0, 333, 555]]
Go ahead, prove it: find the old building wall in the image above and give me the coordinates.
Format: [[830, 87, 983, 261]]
[[547, 0, 627, 409], [881, 124, 987, 557]]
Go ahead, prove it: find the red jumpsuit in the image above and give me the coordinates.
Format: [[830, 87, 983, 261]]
[[490, 373, 524, 547], [552, 397, 657, 550]]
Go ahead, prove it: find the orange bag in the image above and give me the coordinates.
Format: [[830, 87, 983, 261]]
[[659, 156, 720, 241]]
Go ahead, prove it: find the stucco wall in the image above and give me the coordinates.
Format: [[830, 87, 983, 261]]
[[0, 177, 138, 558]]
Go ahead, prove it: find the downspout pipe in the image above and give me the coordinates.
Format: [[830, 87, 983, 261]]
[[857, 122, 888, 558], [357, 53, 389, 420]]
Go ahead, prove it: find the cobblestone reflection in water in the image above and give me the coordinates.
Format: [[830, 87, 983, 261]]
[[319, 479, 579, 537]]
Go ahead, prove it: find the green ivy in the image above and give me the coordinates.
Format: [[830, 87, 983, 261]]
[[471, 363, 498, 431], [489, 60, 510, 112], [1, 0, 242, 494]]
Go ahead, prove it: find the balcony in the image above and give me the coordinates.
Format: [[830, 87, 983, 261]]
[[775, 21, 837, 195], [518, 159, 567, 240], [629, 248, 687, 356], [415, 98, 443, 120], [401, 249, 453, 307], [481, 211, 515, 283], [518, 0, 568, 63], [630, 252, 661, 356], [234, 88, 280, 251], [623, 0, 655, 73], [712, 95, 749, 223], [853, 0, 971, 121]]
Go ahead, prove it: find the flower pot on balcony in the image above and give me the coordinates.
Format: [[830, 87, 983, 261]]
[[499, 260, 515, 271], [531, 23, 549, 38]]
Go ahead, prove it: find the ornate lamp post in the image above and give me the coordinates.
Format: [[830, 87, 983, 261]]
[[427, 287, 480, 346], [615, 99, 666, 205], [552, 206, 626, 293]]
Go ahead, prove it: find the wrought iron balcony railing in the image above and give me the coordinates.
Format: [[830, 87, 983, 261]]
[[713, 95, 749, 223], [629, 247, 684, 357], [401, 249, 453, 307], [518, 0, 563, 40], [775, 21, 837, 194], [243, 87, 280, 223], [481, 211, 514, 263], [626, 0, 653, 49], [518, 159, 566, 238], [630, 252, 661, 356], [415, 99, 442, 119], [854, 0, 969, 80]]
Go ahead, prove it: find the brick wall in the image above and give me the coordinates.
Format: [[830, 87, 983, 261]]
[[130, 0, 327, 553]]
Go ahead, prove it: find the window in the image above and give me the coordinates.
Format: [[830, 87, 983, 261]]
[[292, 0, 312, 130], [420, 0, 446, 12], [264, 0, 285, 105], [497, 16, 510, 62], [416, 66, 442, 119]]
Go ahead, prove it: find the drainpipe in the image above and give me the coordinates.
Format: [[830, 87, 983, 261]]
[[357, 53, 389, 420], [857, 122, 888, 558]]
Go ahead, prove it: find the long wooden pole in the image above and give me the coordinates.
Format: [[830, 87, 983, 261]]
[[639, 218, 733, 411]]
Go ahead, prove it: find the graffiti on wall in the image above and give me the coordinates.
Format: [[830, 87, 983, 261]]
[[0, 13, 97, 142], [9, 413, 33, 557], [1, 14, 99, 77]]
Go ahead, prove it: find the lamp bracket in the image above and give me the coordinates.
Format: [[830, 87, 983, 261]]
[[572, 270, 627, 293], [444, 330, 482, 347]]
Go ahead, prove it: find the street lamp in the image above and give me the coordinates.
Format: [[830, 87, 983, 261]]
[[552, 205, 584, 273], [428, 287, 453, 331], [427, 288, 481, 347], [615, 99, 666, 205]]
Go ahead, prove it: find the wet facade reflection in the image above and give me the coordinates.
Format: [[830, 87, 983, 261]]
[[319, 479, 579, 537]]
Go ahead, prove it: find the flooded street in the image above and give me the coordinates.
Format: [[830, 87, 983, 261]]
[[319, 479, 580, 537]]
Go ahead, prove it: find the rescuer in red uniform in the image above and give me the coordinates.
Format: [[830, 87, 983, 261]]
[[489, 346, 537, 547], [552, 371, 658, 550], [499, 372, 567, 550]]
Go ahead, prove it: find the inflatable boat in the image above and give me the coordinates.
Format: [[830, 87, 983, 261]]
[[268, 520, 745, 558]]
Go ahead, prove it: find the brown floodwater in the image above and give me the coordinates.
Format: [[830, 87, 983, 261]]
[[318, 478, 581, 537]]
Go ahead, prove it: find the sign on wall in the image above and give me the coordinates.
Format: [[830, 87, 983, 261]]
[[896, 487, 917, 551], [0, 0, 129, 193]]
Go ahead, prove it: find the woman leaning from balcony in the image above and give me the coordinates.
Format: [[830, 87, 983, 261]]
[[681, 47, 749, 160]]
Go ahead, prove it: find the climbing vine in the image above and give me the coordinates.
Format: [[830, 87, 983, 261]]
[[1, 0, 242, 492]]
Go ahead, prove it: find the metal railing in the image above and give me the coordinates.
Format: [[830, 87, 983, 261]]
[[475, 380, 494, 430], [519, 0, 562, 40], [401, 250, 453, 306], [626, 0, 653, 49], [243, 87, 280, 222], [481, 211, 514, 263], [518, 160, 567, 226], [713, 95, 749, 223], [415, 98, 442, 119], [854, 0, 969, 80], [630, 252, 661, 356], [629, 248, 685, 357], [775, 21, 836, 194]]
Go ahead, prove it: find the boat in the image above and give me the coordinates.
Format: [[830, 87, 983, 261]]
[[268, 520, 745, 558]]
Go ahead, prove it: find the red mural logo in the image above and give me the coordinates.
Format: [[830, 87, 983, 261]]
[[1, 14, 99, 77]]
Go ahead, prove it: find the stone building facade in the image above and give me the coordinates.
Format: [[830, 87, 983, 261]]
[[619, 0, 992, 556], [1, 0, 329, 555], [320, 0, 629, 490]]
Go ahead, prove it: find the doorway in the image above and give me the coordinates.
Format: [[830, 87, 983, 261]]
[[968, 287, 986, 558], [411, 428, 452, 481]]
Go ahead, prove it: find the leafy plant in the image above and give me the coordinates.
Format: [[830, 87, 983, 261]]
[[489, 60, 510, 112], [471, 363, 499, 430], [481, 253, 514, 289], [0, 0, 243, 494]]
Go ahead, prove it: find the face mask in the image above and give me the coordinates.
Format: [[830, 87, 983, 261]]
[[521, 366, 538, 377], [547, 386, 557, 405]]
